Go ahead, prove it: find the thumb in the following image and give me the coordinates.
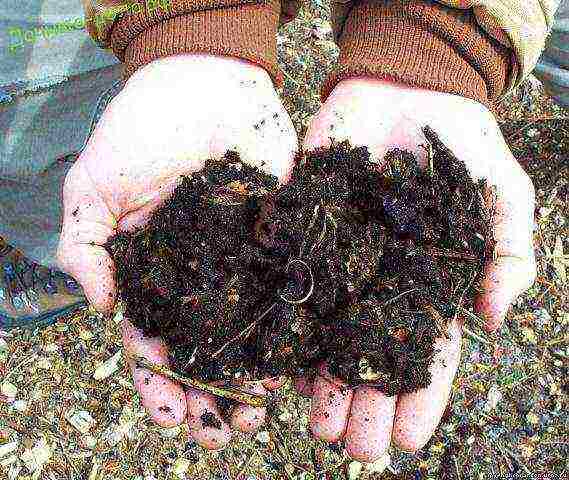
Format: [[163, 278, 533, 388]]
[[475, 256, 536, 332], [57, 162, 117, 314], [475, 168, 536, 332]]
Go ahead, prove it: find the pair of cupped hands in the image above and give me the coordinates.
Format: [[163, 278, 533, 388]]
[[57, 54, 536, 462]]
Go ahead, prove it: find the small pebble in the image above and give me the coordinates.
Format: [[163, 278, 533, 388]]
[[255, 431, 270, 444], [66, 410, 96, 434], [277, 410, 292, 423], [1, 382, 17, 399], [93, 349, 122, 380], [347, 460, 363, 480], [36, 358, 52, 370], [20, 438, 51, 474], [526, 412, 540, 425], [0, 441, 18, 459], [366, 453, 391, 474], [113, 309, 124, 325], [12, 400, 27, 412], [81, 435, 97, 449], [484, 385, 502, 411], [160, 426, 181, 438], [172, 458, 190, 477]]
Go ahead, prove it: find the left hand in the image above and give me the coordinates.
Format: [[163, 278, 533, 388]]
[[299, 78, 536, 462]]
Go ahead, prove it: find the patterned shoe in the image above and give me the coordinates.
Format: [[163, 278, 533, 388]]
[[0, 238, 87, 330]]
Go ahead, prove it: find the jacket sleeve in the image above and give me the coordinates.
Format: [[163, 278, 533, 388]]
[[329, 0, 561, 103], [533, 0, 569, 107], [81, 0, 300, 85]]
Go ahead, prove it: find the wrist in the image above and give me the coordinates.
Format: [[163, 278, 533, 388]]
[[125, 54, 275, 93]]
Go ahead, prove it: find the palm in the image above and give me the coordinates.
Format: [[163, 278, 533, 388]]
[[57, 55, 297, 446], [300, 78, 536, 461]]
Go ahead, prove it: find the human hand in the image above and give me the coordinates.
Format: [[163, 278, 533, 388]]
[[299, 78, 536, 461], [57, 54, 297, 446]]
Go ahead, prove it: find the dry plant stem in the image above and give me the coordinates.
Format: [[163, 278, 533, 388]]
[[132, 355, 268, 407], [424, 304, 448, 337], [426, 247, 478, 262], [461, 325, 492, 346], [382, 288, 420, 306], [211, 302, 277, 359]]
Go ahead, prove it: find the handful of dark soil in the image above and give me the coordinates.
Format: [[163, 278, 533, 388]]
[[106, 127, 494, 396]]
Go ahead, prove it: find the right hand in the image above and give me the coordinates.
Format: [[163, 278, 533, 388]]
[[57, 54, 297, 447], [299, 78, 536, 462]]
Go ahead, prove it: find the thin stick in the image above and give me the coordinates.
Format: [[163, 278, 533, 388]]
[[211, 302, 277, 359], [300, 203, 321, 257], [424, 304, 448, 337], [426, 247, 478, 262], [462, 325, 492, 346], [132, 355, 268, 407], [454, 304, 486, 327], [382, 288, 420, 306], [452, 274, 477, 326], [309, 209, 327, 255], [495, 443, 532, 476], [453, 456, 462, 480]]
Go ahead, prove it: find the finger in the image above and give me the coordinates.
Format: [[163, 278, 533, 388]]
[[392, 318, 462, 452], [57, 162, 117, 314], [230, 382, 267, 433], [294, 377, 314, 397], [344, 386, 396, 462], [186, 388, 232, 450], [309, 365, 353, 442], [477, 170, 536, 331], [122, 320, 187, 427]]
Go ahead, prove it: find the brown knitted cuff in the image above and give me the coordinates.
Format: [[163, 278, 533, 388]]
[[109, 0, 282, 85], [323, 0, 512, 106]]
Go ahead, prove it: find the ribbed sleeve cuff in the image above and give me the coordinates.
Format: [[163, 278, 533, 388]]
[[323, 0, 512, 106], [109, 0, 282, 85]]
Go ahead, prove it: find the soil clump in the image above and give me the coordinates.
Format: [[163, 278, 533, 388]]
[[106, 127, 494, 396]]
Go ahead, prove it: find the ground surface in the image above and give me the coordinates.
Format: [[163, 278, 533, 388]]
[[1, 3, 568, 480]]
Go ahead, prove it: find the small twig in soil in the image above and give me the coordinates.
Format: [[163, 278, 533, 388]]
[[211, 302, 277, 359], [132, 355, 268, 407], [452, 273, 478, 326], [426, 247, 478, 262], [382, 288, 420, 306], [309, 206, 327, 255], [300, 203, 321, 257], [454, 304, 487, 327], [424, 304, 449, 337], [495, 443, 532, 476], [462, 325, 492, 346], [454, 456, 462, 480]]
